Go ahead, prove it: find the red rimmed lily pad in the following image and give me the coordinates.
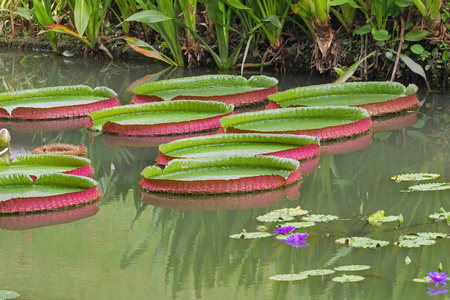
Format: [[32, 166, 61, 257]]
[[0, 154, 93, 178], [87, 100, 233, 136], [32, 144, 87, 156], [131, 75, 278, 106], [0, 173, 101, 213], [140, 156, 301, 194], [220, 106, 371, 141], [0, 85, 119, 120], [156, 134, 319, 165], [141, 180, 301, 210], [0, 202, 98, 230], [268, 81, 419, 116]]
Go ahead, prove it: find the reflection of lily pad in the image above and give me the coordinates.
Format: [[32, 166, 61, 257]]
[[229, 230, 272, 239], [257, 213, 295, 223], [157, 134, 320, 164], [282, 222, 316, 228], [220, 106, 371, 141], [268, 274, 308, 281], [334, 265, 371, 272], [428, 208, 450, 220], [332, 274, 365, 283], [0, 290, 20, 300], [300, 269, 335, 276], [335, 237, 390, 248], [140, 156, 301, 194], [408, 183, 450, 191], [391, 173, 440, 183], [302, 214, 339, 222]]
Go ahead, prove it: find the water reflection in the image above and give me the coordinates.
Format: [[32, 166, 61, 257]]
[[372, 111, 419, 133], [0, 117, 89, 134]]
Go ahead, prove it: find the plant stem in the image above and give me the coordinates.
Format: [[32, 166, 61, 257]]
[[390, 17, 405, 81]]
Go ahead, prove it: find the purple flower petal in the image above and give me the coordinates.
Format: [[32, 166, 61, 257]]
[[285, 232, 309, 244], [274, 225, 296, 235], [427, 272, 449, 288]]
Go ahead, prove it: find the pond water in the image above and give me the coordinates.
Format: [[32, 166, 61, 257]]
[[0, 51, 449, 299]]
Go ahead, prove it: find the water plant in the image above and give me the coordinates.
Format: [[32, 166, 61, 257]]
[[283, 232, 309, 247], [391, 173, 440, 182], [427, 272, 449, 287], [0, 128, 11, 149]]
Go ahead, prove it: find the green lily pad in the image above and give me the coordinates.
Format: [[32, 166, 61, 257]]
[[335, 237, 390, 248], [408, 183, 450, 191], [428, 207, 450, 220], [395, 237, 436, 248], [334, 265, 371, 272], [299, 269, 335, 276], [413, 277, 431, 283], [0, 154, 91, 177], [220, 106, 370, 140], [282, 221, 316, 228], [0, 290, 20, 300], [302, 214, 339, 222], [257, 213, 295, 223], [229, 230, 273, 239], [268, 273, 308, 281], [132, 75, 278, 101], [391, 173, 440, 183], [0, 85, 117, 118], [268, 81, 417, 112], [332, 274, 365, 283], [271, 206, 310, 216], [368, 210, 399, 226]]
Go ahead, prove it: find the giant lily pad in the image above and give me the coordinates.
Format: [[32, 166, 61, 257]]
[[0, 85, 119, 120], [156, 134, 320, 165], [131, 75, 278, 106], [140, 156, 300, 194], [268, 81, 419, 116], [220, 106, 371, 141], [0, 154, 92, 177], [87, 100, 233, 136], [0, 173, 101, 213]]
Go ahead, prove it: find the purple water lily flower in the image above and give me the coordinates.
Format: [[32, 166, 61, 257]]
[[274, 225, 296, 235], [427, 272, 449, 288], [427, 288, 448, 296], [284, 232, 309, 247]]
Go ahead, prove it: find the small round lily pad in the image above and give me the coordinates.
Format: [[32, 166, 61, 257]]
[[229, 231, 272, 239], [256, 212, 295, 222], [428, 208, 450, 220], [302, 214, 339, 222], [391, 173, 440, 183], [408, 183, 450, 191], [335, 237, 390, 248], [299, 269, 335, 276], [282, 222, 316, 228], [334, 265, 371, 272], [332, 274, 365, 283], [395, 239, 436, 248], [268, 274, 308, 281], [270, 206, 309, 216]]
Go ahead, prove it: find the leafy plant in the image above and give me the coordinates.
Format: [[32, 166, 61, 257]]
[[32, 0, 58, 53]]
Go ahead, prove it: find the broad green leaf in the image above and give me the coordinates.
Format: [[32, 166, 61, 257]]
[[268, 274, 308, 281], [410, 44, 425, 54], [270, 206, 310, 216], [334, 265, 371, 271], [302, 214, 339, 222], [74, 0, 90, 37], [124, 37, 176, 65], [428, 208, 450, 220], [330, 0, 361, 8], [332, 274, 365, 282], [227, 0, 251, 10], [395, 239, 435, 247], [257, 213, 295, 222], [399, 54, 428, 82], [413, 277, 431, 283], [262, 15, 282, 28], [125, 10, 174, 24], [395, 0, 413, 6], [391, 173, 440, 182], [372, 28, 391, 41], [281, 222, 316, 228], [229, 230, 272, 239], [355, 24, 372, 35], [409, 183, 450, 191], [336, 237, 390, 248], [300, 269, 335, 276], [404, 30, 431, 41], [44, 24, 88, 42]]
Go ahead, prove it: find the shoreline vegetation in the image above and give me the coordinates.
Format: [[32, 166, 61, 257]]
[[1, 0, 449, 88]]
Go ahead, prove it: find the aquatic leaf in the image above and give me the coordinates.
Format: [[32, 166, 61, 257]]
[[302, 214, 339, 222], [409, 183, 450, 191], [257, 213, 295, 223], [0, 290, 20, 300], [141, 156, 301, 194], [229, 230, 272, 239], [395, 239, 436, 248], [268, 273, 308, 281], [157, 134, 319, 165], [300, 269, 335, 276], [368, 210, 399, 226], [335, 237, 390, 248], [268, 81, 418, 116], [413, 277, 431, 283], [271, 206, 310, 216], [429, 208, 450, 220], [403, 232, 449, 239], [334, 265, 371, 271], [391, 173, 440, 183], [405, 256, 411, 265], [220, 106, 371, 141], [332, 274, 365, 282], [282, 222, 316, 228]]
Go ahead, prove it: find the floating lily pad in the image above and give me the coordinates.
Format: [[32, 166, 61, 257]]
[[428, 208, 450, 220], [131, 75, 278, 106], [413, 277, 431, 283], [268, 273, 308, 281], [299, 269, 335, 276], [268, 81, 418, 116], [0, 290, 20, 300], [282, 221, 316, 228], [0, 173, 101, 213], [257, 213, 295, 223], [88, 100, 233, 136], [334, 265, 371, 272], [271, 206, 309, 216], [302, 214, 339, 222], [0, 85, 119, 120], [395, 239, 436, 248], [408, 183, 450, 191], [391, 173, 440, 183], [332, 274, 365, 283], [156, 134, 320, 165], [0, 154, 92, 177], [140, 156, 301, 194], [32, 144, 87, 156], [229, 230, 272, 239], [335, 237, 390, 248], [220, 106, 371, 141]]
